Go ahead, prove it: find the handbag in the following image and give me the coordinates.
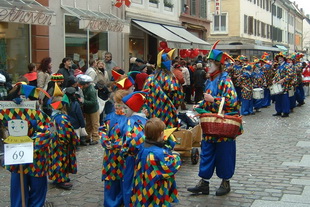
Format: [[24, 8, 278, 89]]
[[199, 97, 242, 138]]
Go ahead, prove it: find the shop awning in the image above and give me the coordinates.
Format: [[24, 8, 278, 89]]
[[132, 19, 192, 49], [162, 25, 210, 49], [0, 0, 56, 26], [275, 45, 288, 51], [61, 5, 129, 33]]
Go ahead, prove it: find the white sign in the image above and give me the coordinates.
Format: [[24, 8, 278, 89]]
[[4, 142, 33, 165], [79, 59, 85, 68], [79, 18, 125, 33], [0, 6, 56, 26], [0, 101, 36, 110], [73, 53, 80, 61], [93, 53, 98, 60]]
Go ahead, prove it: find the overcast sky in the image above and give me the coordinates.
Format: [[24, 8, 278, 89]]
[[292, 0, 310, 15]]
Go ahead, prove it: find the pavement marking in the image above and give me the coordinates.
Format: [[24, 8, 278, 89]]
[[296, 141, 310, 147], [291, 179, 310, 186], [251, 200, 310, 207], [281, 186, 310, 203], [282, 155, 310, 167]]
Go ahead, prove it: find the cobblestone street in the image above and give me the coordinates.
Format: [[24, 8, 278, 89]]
[[1, 97, 310, 207]]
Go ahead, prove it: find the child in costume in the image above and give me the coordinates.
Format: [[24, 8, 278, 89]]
[[121, 91, 148, 206], [48, 85, 78, 190], [99, 89, 130, 207], [130, 117, 181, 207]]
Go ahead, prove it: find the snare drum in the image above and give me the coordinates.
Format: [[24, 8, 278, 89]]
[[270, 84, 283, 95], [253, 88, 264, 99]]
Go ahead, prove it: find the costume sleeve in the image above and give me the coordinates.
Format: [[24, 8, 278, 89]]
[[100, 121, 112, 148], [147, 151, 181, 179], [122, 119, 145, 156], [199, 78, 238, 114]]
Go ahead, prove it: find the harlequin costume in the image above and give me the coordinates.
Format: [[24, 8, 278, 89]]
[[48, 84, 78, 189], [99, 109, 128, 207], [273, 52, 294, 117], [239, 65, 254, 115], [143, 49, 184, 128], [293, 53, 305, 106], [1, 108, 51, 207], [121, 91, 148, 207], [252, 60, 265, 111], [261, 53, 274, 108], [231, 55, 247, 101], [130, 133, 181, 207], [187, 41, 241, 196]]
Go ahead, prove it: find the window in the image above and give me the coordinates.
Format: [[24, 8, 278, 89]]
[[248, 16, 254, 35], [213, 14, 227, 32], [254, 0, 256, 4], [200, 0, 207, 18], [272, 4, 276, 16], [191, 0, 196, 16], [267, 24, 270, 39], [266, 0, 269, 11], [277, 7, 282, 19], [254, 19, 257, 36], [257, 20, 260, 36], [244, 15, 248, 33], [261, 22, 266, 37], [263, 0, 265, 9], [0, 22, 30, 83], [65, 16, 108, 69]]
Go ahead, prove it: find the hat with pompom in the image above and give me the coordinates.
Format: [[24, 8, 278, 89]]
[[51, 73, 64, 82]]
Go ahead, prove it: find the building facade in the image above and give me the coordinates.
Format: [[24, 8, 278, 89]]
[[207, 0, 305, 60]]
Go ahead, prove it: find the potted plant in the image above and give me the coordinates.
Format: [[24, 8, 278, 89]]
[[149, 0, 159, 4], [164, 0, 174, 8]]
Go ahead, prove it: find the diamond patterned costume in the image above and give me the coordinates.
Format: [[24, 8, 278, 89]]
[[143, 70, 184, 128], [48, 111, 78, 183], [130, 145, 181, 207]]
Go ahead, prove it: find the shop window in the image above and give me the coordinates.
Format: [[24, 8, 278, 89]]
[[65, 15, 108, 70], [129, 38, 144, 60], [0, 22, 30, 83]]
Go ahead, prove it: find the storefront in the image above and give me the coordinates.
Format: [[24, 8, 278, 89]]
[[0, 0, 56, 82], [61, 5, 128, 70], [130, 19, 210, 64]]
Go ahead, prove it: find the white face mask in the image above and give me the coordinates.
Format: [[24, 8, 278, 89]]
[[208, 61, 217, 74]]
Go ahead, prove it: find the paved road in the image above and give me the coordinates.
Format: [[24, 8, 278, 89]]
[[1, 97, 310, 207]]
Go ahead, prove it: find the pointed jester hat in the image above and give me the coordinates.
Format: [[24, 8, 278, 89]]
[[157, 49, 176, 70], [121, 90, 148, 112], [207, 40, 234, 64]]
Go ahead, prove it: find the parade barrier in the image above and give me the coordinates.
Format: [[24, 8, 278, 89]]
[[199, 98, 242, 139], [253, 88, 264, 99]]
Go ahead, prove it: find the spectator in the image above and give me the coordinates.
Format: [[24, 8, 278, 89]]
[[193, 63, 207, 103], [24, 63, 37, 87], [104, 52, 117, 80], [78, 75, 99, 145], [58, 57, 74, 88], [37, 57, 52, 90], [85, 59, 98, 84]]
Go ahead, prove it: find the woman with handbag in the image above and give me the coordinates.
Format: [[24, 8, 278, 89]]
[[187, 41, 241, 196]]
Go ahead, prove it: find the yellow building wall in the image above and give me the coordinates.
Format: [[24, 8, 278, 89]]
[[210, 0, 241, 37]]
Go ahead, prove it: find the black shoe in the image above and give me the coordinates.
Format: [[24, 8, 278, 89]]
[[89, 140, 98, 145], [187, 179, 209, 195], [297, 102, 305, 107], [273, 113, 282, 116], [80, 136, 88, 146], [281, 113, 289, 118], [216, 179, 230, 196]]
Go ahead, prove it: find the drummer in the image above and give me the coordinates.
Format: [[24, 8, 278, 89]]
[[272, 52, 294, 118], [187, 41, 241, 196], [260, 53, 274, 108], [252, 57, 266, 113]]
